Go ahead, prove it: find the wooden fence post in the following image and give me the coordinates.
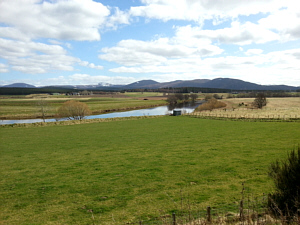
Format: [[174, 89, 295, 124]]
[[207, 206, 211, 223], [240, 200, 244, 223], [172, 212, 176, 225]]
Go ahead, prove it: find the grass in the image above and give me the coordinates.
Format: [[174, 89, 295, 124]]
[[1, 116, 299, 224], [193, 97, 300, 119], [0, 93, 167, 119]]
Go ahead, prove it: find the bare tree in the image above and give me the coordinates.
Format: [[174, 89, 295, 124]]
[[166, 95, 177, 104], [184, 94, 190, 101], [175, 93, 184, 101], [190, 93, 198, 102], [252, 93, 267, 109], [58, 100, 91, 120], [37, 98, 48, 122]]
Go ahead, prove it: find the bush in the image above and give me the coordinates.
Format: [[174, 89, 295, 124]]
[[196, 98, 226, 111], [57, 100, 91, 120], [268, 146, 300, 221], [204, 94, 213, 101]]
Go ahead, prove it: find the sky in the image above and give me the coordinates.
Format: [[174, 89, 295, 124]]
[[0, 0, 300, 87]]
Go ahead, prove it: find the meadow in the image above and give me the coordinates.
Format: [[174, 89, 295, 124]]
[[0, 92, 166, 120], [1, 116, 299, 224], [193, 97, 300, 120]]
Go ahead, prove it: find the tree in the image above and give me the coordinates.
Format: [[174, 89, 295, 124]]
[[184, 94, 190, 101], [166, 95, 177, 104], [190, 93, 198, 102], [37, 98, 48, 122], [268, 146, 300, 221], [252, 92, 267, 108], [58, 100, 91, 120], [175, 93, 184, 101]]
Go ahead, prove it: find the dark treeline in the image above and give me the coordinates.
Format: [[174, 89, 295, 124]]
[[124, 87, 300, 94], [233, 91, 300, 98], [123, 87, 231, 93], [1, 86, 299, 96], [0, 87, 77, 95]]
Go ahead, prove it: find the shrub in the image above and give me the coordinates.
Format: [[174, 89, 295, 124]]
[[57, 100, 91, 120], [204, 94, 213, 101], [196, 98, 226, 111], [268, 146, 300, 221]]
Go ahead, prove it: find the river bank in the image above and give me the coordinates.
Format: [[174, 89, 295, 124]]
[[0, 101, 203, 125], [0, 103, 168, 120]]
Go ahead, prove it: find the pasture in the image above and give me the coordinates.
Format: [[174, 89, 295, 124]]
[[0, 92, 166, 120], [193, 97, 300, 119], [1, 116, 299, 224]]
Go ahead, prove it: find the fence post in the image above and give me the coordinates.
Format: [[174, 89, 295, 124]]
[[172, 212, 176, 225], [240, 200, 244, 223], [207, 206, 211, 223]]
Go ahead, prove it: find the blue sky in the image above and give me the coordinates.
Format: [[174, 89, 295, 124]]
[[0, 0, 300, 87]]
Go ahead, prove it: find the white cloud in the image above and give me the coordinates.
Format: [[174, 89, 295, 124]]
[[0, 27, 31, 41], [106, 7, 131, 29], [258, 3, 300, 41], [245, 49, 264, 55], [0, 38, 77, 73], [0, 63, 9, 73], [79, 61, 104, 70], [188, 22, 279, 45], [0, 0, 110, 41], [0, 38, 103, 74], [99, 33, 223, 67], [130, 0, 289, 23], [68, 74, 135, 84]]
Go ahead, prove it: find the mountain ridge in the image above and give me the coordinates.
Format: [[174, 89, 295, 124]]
[[2, 78, 299, 91]]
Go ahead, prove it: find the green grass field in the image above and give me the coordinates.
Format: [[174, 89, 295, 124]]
[[0, 94, 166, 119], [1, 116, 299, 224]]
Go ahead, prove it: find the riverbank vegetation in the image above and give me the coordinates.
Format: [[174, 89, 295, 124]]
[[1, 116, 299, 224], [195, 98, 226, 111]]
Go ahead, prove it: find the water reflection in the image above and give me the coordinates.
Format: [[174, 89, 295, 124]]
[[1, 101, 203, 125]]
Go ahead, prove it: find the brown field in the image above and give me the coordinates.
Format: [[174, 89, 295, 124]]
[[191, 97, 300, 119]]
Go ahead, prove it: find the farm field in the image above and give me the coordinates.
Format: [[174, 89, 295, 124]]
[[1, 116, 299, 224], [0, 92, 167, 120], [193, 97, 300, 119]]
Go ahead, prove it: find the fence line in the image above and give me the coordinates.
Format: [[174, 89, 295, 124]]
[[185, 112, 300, 121], [126, 193, 299, 224]]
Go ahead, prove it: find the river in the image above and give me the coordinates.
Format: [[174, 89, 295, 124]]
[[0, 101, 203, 125]]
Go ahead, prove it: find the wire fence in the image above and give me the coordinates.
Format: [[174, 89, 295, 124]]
[[184, 107, 300, 122], [126, 200, 299, 225]]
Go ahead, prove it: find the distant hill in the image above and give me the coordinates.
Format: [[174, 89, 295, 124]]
[[2, 78, 299, 92], [198, 78, 298, 91], [3, 83, 36, 88], [123, 80, 159, 89], [123, 78, 299, 91]]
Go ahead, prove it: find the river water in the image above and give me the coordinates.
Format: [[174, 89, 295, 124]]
[[0, 101, 203, 125]]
